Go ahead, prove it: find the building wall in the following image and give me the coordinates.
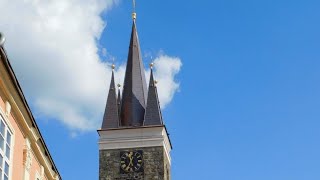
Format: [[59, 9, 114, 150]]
[[8, 105, 24, 180], [163, 148, 171, 180], [0, 88, 25, 179], [30, 152, 42, 180], [0, 88, 46, 180]]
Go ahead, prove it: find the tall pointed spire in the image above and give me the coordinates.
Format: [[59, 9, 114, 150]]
[[120, 18, 148, 126], [144, 63, 163, 126], [101, 65, 119, 129], [117, 84, 121, 119]]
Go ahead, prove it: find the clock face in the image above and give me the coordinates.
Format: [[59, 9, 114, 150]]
[[120, 150, 143, 173]]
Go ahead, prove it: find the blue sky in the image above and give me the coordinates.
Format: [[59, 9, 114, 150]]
[[2, 0, 320, 179]]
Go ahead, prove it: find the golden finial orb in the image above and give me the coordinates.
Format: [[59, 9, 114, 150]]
[[132, 12, 137, 20], [111, 64, 115, 70], [117, 84, 121, 88], [150, 62, 154, 69]]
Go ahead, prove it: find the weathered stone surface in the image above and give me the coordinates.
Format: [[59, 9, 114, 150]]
[[99, 146, 170, 180]]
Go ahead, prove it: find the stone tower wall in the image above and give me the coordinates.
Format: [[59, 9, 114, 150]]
[[99, 146, 169, 180]]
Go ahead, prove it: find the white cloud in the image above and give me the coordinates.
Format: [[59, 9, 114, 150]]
[[151, 55, 182, 108], [0, 0, 181, 132], [116, 54, 182, 109]]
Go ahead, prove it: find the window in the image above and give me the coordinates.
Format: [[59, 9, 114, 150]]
[[0, 116, 12, 180]]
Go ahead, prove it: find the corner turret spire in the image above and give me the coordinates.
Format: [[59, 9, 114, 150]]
[[144, 63, 163, 125], [101, 65, 120, 129]]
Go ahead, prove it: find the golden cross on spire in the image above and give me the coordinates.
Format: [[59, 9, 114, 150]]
[[132, 0, 137, 20], [132, 0, 136, 12]]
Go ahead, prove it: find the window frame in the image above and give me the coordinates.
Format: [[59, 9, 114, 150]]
[[0, 106, 14, 180]]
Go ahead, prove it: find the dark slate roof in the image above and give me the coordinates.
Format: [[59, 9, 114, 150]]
[[144, 69, 163, 126], [101, 71, 119, 129], [120, 20, 148, 126]]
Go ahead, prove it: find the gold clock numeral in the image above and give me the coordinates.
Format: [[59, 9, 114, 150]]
[[126, 166, 130, 171]]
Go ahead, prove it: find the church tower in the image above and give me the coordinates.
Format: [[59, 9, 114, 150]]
[[98, 5, 172, 180]]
